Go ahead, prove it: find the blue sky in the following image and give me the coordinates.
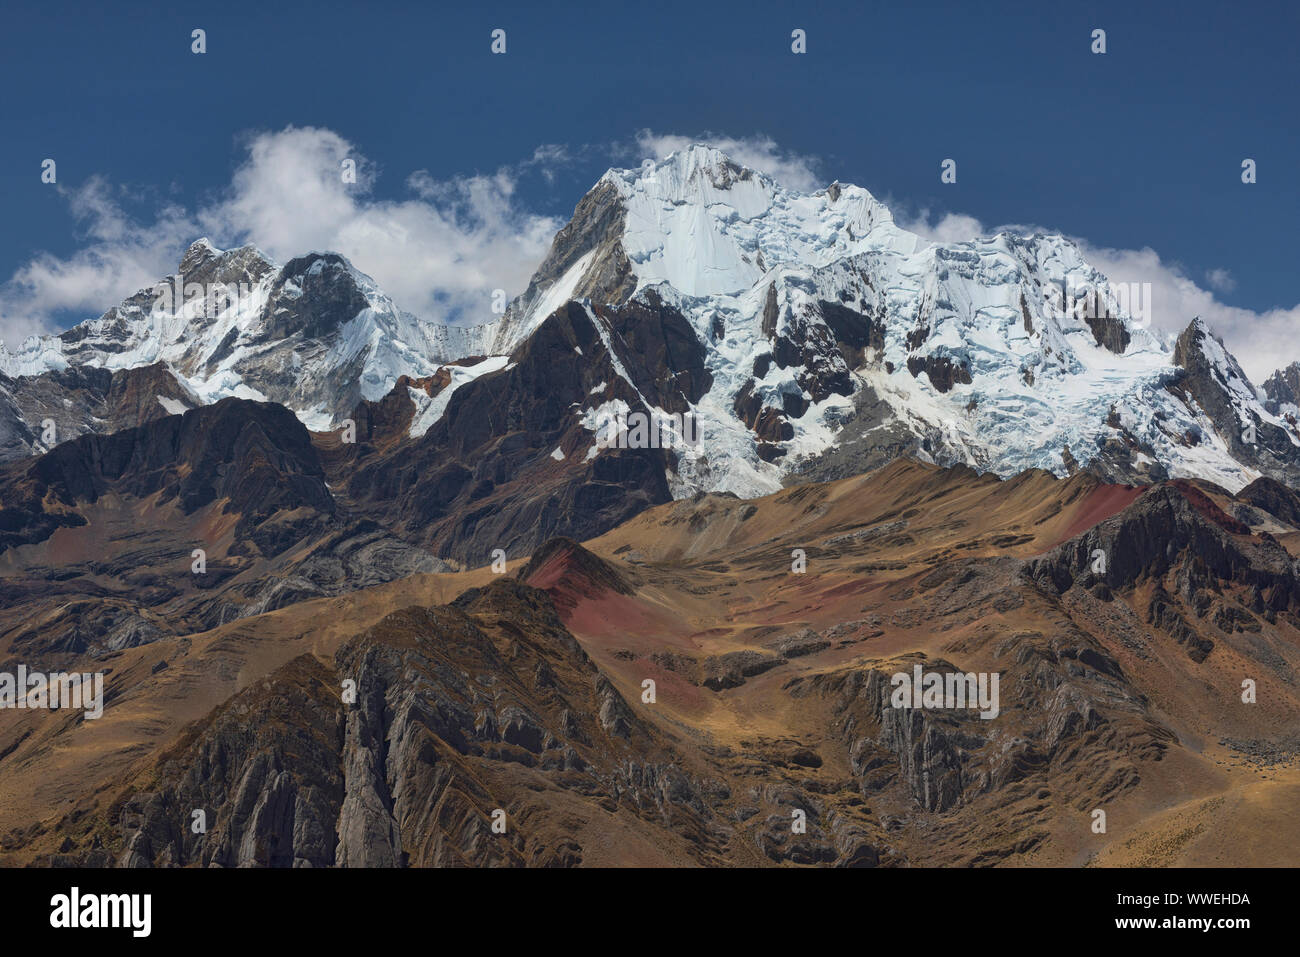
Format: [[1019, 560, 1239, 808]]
[[0, 0, 1296, 376]]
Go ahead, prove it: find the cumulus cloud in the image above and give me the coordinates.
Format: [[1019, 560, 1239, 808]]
[[0, 126, 567, 347], [200, 127, 567, 322], [895, 209, 990, 245], [1205, 268, 1237, 294], [632, 130, 824, 192], [0, 177, 200, 347], [1074, 242, 1300, 383]]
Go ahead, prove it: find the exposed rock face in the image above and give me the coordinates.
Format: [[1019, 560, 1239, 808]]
[[63, 580, 731, 868], [0, 398, 333, 552], [1172, 318, 1300, 487], [1146, 583, 1215, 662], [13, 462, 1300, 868], [591, 290, 713, 412], [0, 239, 497, 449], [116, 655, 345, 868], [343, 298, 709, 564], [1022, 481, 1300, 666], [1083, 422, 1172, 486], [761, 283, 780, 339], [0, 285, 714, 654], [733, 380, 796, 445], [784, 379, 948, 484], [491, 178, 636, 355], [818, 299, 886, 368], [43, 572, 912, 869], [1023, 483, 1300, 605], [1081, 293, 1131, 354], [0, 363, 195, 463], [52, 242, 276, 370], [1262, 361, 1300, 411], [699, 650, 784, 690], [1238, 475, 1300, 527], [0, 398, 447, 659], [787, 628, 1168, 820], [226, 521, 453, 620], [265, 254, 373, 342], [906, 354, 973, 393], [518, 536, 633, 600]]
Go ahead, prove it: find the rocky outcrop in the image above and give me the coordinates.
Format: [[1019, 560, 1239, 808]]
[[906, 354, 973, 393], [0, 397, 333, 552], [0, 362, 196, 464], [817, 299, 886, 368], [519, 536, 633, 601], [791, 636, 1167, 817], [115, 655, 345, 868], [1083, 305, 1131, 354], [56, 580, 726, 868], [491, 178, 636, 354], [1262, 361, 1300, 412], [1021, 482, 1300, 608], [344, 298, 708, 564], [1237, 475, 1300, 527], [1171, 318, 1300, 486]]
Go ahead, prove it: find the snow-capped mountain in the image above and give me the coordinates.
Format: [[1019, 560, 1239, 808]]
[[3, 144, 1298, 496], [488, 145, 1300, 495], [0, 239, 493, 436]]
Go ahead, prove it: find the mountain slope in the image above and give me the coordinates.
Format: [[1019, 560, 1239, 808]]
[[9, 459, 1300, 867]]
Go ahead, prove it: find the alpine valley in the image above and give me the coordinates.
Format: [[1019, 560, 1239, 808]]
[[1, 147, 1298, 868]]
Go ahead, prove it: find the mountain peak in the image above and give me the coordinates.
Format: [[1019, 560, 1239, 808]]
[[1263, 361, 1300, 411], [175, 238, 278, 286], [605, 143, 753, 182], [1175, 316, 1232, 366], [649, 143, 756, 179], [179, 236, 223, 272], [599, 144, 773, 212]]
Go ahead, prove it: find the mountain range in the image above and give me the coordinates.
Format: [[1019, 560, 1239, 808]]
[[1, 146, 1298, 868], [6, 145, 1300, 497]]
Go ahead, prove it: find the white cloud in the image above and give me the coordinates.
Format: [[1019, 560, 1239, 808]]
[[0, 177, 199, 348], [1075, 242, 1300, 382], [0, 126, 566, 347], [1205, 268, 1236, 293], [633, 130, 824, 192], [895, 208, 990, 245], [199, 127, 565, 323]]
